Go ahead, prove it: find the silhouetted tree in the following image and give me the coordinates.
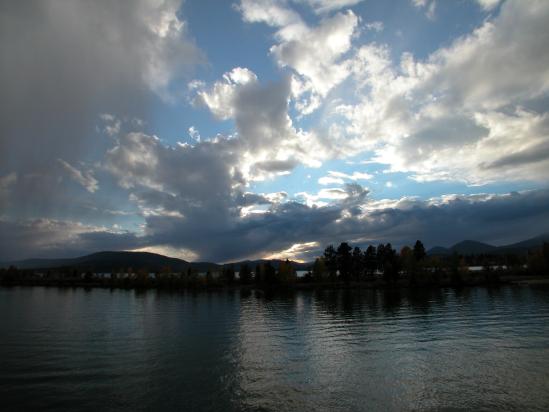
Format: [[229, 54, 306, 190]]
[[222, 265, 236, 285], [378, 243, 400, 282], [323, 245, 338, 279], [364, 245, 377, 278], [413, 240, 426, 261], [376, 244, 386, 274], [263, 262, 277, 284], [352, 246, 363, 280], [541, 242, 549, 275], [277, 260, 297, 283], [254, 264, 262, 284], [312, 257, 327, 282], [337, 242, 353, 281], [239, 264, 252, 284], [528, 243, 549, 276]]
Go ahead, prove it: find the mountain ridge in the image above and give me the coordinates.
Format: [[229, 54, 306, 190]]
[[3, 233, 548, 270], [1, 251, 309, 272], [428, 234, 549, 256]]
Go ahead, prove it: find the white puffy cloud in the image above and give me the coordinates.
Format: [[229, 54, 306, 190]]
[[318, 176, 345, 185], [196, 67, 258, 119], [195, 67, 328, 179], [337, 0, 549, 184], [476, 0, 501, 11], [328, 170, 373, 181], [294, 0, 365, 14], [237, 0, 302, 27], [318, 170, 372, 185], [238, 1, 359, 115]]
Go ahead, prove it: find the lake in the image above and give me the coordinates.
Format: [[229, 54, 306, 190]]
[[1, 286, 549, 411]]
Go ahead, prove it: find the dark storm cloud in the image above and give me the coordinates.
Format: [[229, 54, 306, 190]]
[[0, 218, 139, 260], [139, 188, 549, 262], [2, 188, 549, 262]]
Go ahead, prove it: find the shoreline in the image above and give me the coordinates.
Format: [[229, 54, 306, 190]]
[[2, 274, 548, 292]]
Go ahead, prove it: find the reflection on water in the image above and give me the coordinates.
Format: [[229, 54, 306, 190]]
[[1, 286, 549, 411]]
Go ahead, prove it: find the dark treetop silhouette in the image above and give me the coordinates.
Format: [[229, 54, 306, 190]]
[[2, 238, 548, 290]]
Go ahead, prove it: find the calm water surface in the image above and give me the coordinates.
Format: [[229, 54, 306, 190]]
[[1, 286, 549, 411]]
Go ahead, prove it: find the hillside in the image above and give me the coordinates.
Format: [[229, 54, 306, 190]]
[[428, 234, 549, 256], [4, 233, 548, 271], [5, 251, 220, 273]]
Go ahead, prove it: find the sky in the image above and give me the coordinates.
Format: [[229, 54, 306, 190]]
[[1, 0, 549, 262]]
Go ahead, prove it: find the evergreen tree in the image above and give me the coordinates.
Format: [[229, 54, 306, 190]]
[[239, 264, 252, 284], [364, 245, 377, 278], [254, 264, 262, 284], [337, 242, 353, 281], [277, 260, 297, 283], [312, 257, 327, 282], [413, 240, 427, 262], [222, 265, 235, 284], [323, 245, 338, 279], [352, 246, 363, 280]]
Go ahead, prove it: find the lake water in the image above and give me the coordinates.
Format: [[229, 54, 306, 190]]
[[1, 286, 549, 411]]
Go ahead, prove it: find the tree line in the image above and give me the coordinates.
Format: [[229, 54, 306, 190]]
[[1, 241, 548, 289]]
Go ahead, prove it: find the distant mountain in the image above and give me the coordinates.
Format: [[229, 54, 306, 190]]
[[4, 251, 220, 272], [428, 234, 549, 256], [2, 251, 311, 273], [451, 240, 497, 255], [498, 233, 549, 254], [427, 246, 452, 256], [5, 233, 548, 271]]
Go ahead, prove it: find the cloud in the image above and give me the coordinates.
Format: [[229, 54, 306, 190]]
[[237, 1, 359, 115], [295, 0, 365, 14], [318, 176, 345, 185], [318, 170, 372, 185], [195, 68, 326, 179], [365, 21, 384, 32], [328, 170, 373, 180], [237, 0, 302, 27], [3, 184, 549, 263], [0, 218, 141, 261], [124, 188, 549, 261], [336, 0, 549, 184], [57, 159, 98, 193], [253, 159, 300, 174], [0, 172, 17, 191], [0, 172, 17, 207], [234, 0, 549, 187], [412, 0, 437, 20], [2, 0, 549, 265], [264, 241, 320, 261], [105, 132, 239, 219], [0, 0, 203, 206], [476, 0, 501, 11]]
